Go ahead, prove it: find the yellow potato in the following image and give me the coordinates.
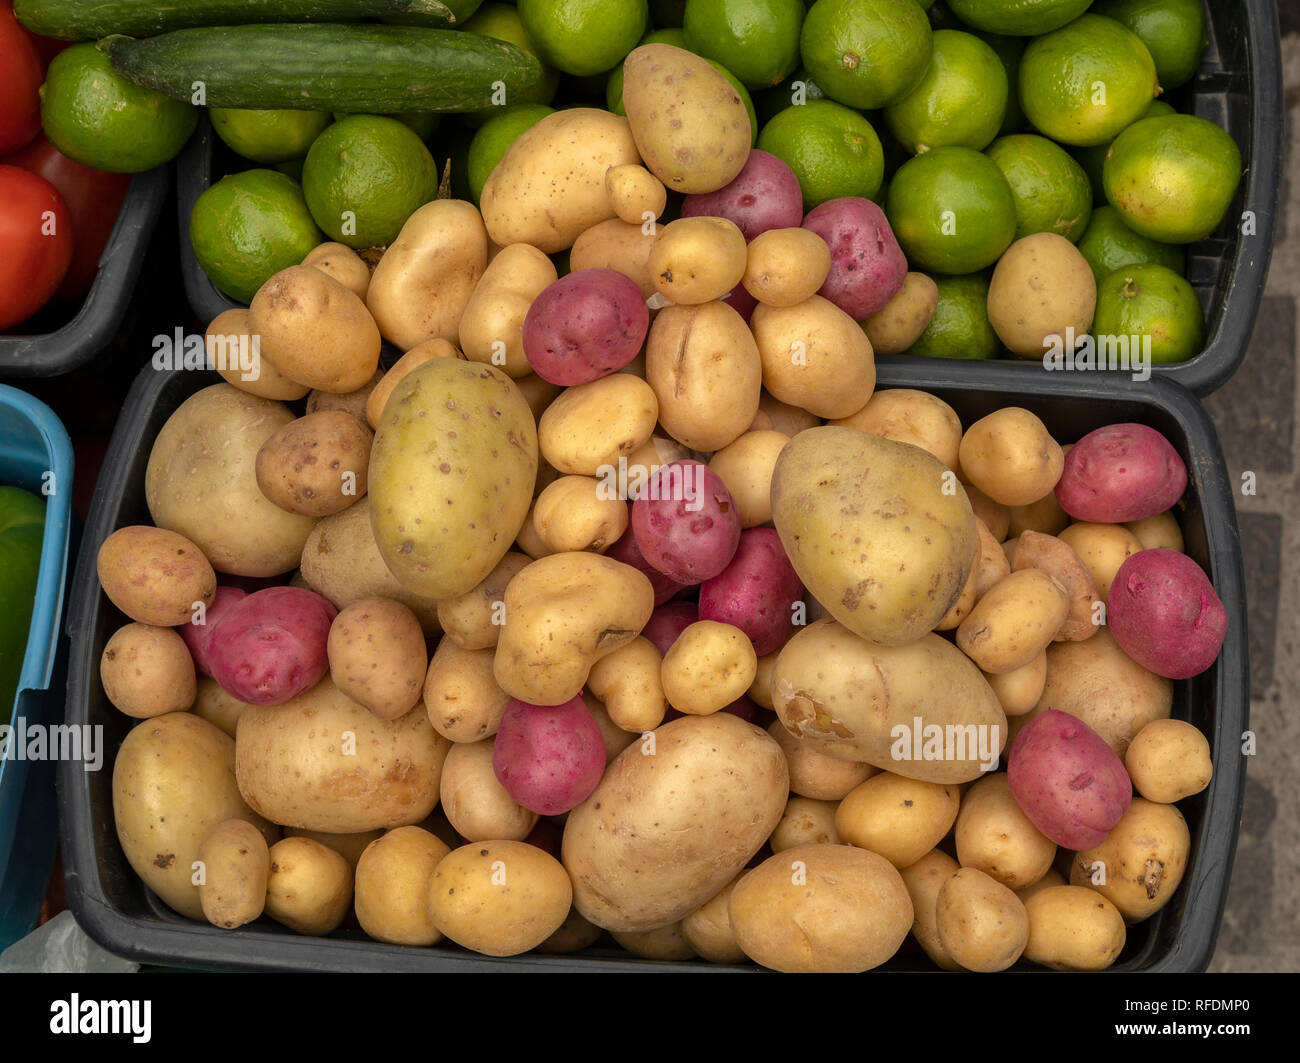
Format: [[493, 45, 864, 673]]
[[537, 908, 604, 955], [973, 515, 1012, 598], [197, 819, 271, 930], [983, 650, 1048, 716], [681, 876, 747, 964], [1057, 522, 1144, 600], [830, 388, 962, 471], [354, 826, 451, 946], [586, 637, 667, 733], [751, 296, 876, 419], [988, 233, 1097, 357], [327, 597, 427, 720], [605, 163, 667, 226], [206, 307, 308, 401], [459, 242, 558, 379], [956, 569, 1070, 674], [190, 677, 254, 738], [955, 773, 1056, 890], [435, 552, 531, 652], [1023, 885, 1126, 970], [439, 737, 537, 842], [533, 475, 629, 554], [899, 849, 963, 971], [759, 391, 821, 438], [569, 218, 658, 298], [364, 338, 465, 430], [1011, 530, 1101, 641], [537, 373, 659, 476], [934, 550, 978, 631], [583, 690, 638, 762], [965, 482, 1011, 542], [97, 525, 216, 628], [1124, 719, 1212, 803], [1015, 868, 1067, 906], [770, 796, 840, 852], [1069, 798, 1190, 922], [254, 410, 373, 517], [282, 827, 382, 870], [708, 430, 790, 528], [306, 368, 382, 422], [423, 638, 510, 743], [936, 867, 1029, 972], [612, 923, 697, 961], [766, 719, 875, 800], [265, 836, 353, 936], [661, 621, 758, 716], [1125, 511, 1184, 552], [749, 652, 778, 710], [862, 272, 939, 354], [100, 622, 196, 719], [649, 216, 747, 305], [302, 241, 370, 299], [741, 227, 831, 307], [835, 772, 961, 869], [958, 408, 1065, 507], [1008, 490, 1069, 537]]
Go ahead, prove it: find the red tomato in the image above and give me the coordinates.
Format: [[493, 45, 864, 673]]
[[4, 134, 132, 300], [0, 1, 42, 154], [19, 26, 71, 71], [0, 165, 74, 330]]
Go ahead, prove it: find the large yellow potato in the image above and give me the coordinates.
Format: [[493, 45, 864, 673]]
[[770, 427, 977, 646], [368, 358, 537, 600], [622, 44, 750, 194], [562, 714, 788, 933], [771, 620, 1007, 783]]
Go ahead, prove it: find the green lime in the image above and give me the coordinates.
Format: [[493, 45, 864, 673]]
[[276, 158, 304, 182], [800, 0, 933, 110], [608, 43, 758, 145], [885, 29, 1008, 154], [211, 108, 332, 164], [1019, 14, 1159, 147], [757, 97, 885, 209], [981, 33, 1028, 136], [1093, 0, 1206, 90], [468, 103, 556, 203], [683, 0, 804, 90], [518, 0, 648, 77], [1103, 113, 1242, 243], [907, 272, 1000, 358], [947, 0, 1092, 35], [985, 133, 1092, 242], [301, 115, 438, 249], [331, 112, 441, 140], [651, 0, 687, 26], [39, 43, 197, 173], [1093, 263, 1205, 364], [1076, 204, 1185, 284], [1074, 98, 1175, 200], [756, 66, 828, 125], [885, 146, 1017, 274], [189, 169, 323, 304], [465, 2, 560, 108]]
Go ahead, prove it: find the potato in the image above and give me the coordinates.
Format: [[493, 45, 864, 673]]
[[959, 408, 1064, 508], [582, 691, 638, 762], [899, 849, 962, 971], [306, 368, 382, 422], [366, 199, 487, 351], [354, 826, 450, 946], [586, 637, 667, 733], [249, 265, 381, 393], [1008, 491, 1069, 538], [936, 867, 1030, 972], [1012, 530, 1101, 642], [421, 638, 510, 744], [649, 216, 748, 306], [190, 676, 254, 738], [1056, 521, 1143, 600], [206, 307, 309, 401], [772, 620, 1007, 783], [681, 148, 803, 240], [956, 569, 1070, 674], [1070, 797, 1190, 923], [771, 427, 976, 646], [537, 373, 659, 476], [751, 296, 876, 419], [364, 338, 464, 430], [282, 827, 382, 870], [830, 388, 962, 472], [435, 552, 531, 651], [1125, 719, 1212, 803], [863, 272, 939, 354], [459, 243, 557, 379], [255, 410, 372, 517], [299, 497, 441, 635], [265, 836, 353, 936], [101, 622, 196, 719], [532, 476, 628, 554], [562, 714, 787, 932], [955, 773, 1056, 890], [369, 358, 537, 600], [1125, 511, 1184, 553], [766, 719, 874, 800], [622, 44, 750, 195], [835, 772, 961, 869], [698, 528, 802, 656], [327, 598, 427, 720], [769, 797, 840, 853], [493, 551, 655, 706], [481, 109, 640, 253], [1016, 868, 1066, 905], [439, 737, 537, 842], [569, 218, 658, 298], [681, 876, 747, 964], [611, 923, 697, 961], [302, 240, 369, 298], [983, 651, 1048, 716], [97, 526, 217, 629], [493, 694, 606, 815], [206, 586, 335, 706], [1055, 424, 1188, 523], [235, 676, 450, 833], [662, 621, 758, 716], [804, 196, 908, 318], [740, 226, 831, 308], [113, 713, 276, 920], [966, 482, 1011, 542], [196, 818, 270, 930], [146, 384, 318, 577], [537, 908, 604, 955], [523, 268, 650, 386], [934, 550, 978, 631], [1023, 885, 1126, 971], [730, 844, 913, 973], [973, 516, 1012, 599], [605, 163, 667, 226], [429, 840, 573, 956], [988, 233, 1097, 357], [708, 430, 790, 528]]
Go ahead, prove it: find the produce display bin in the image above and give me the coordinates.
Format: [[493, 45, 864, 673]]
[[0, 386, 74, 951], [0, 166, 172, 379], [59, 359, 1247, 972]]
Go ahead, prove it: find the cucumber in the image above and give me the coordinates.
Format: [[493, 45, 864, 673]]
[[101, 24, 546, 113], [14, 1, 464, 41], [380, 0, 484, 27]]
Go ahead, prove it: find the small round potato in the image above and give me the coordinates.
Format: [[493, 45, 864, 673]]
[[438, 738, 537, 842], [586, 637, 667, 733], [605, 164, 667, 226], [197, 819, 271, 930], [988, 233, 1097, 358], [364, 338, 464, 429], [533, 475, 629, 554], [255, 410, 373, 517], [101, 622, 196, 719], [751, 296, 876, 419], [191, 676, 254, 738], [830, 388, 962, 472], [983, 651, 1048, 716], [306, 368, 382, 422], [742, 228, 831, 307], [354, 825, 451, 946], [1125, 512, 1185, 553], [956, 569, 1071, 674], [435, 552, 531, 652], [766, 719, 875, 800], [327, 598, 428, 720], [955, 773, 1056, 890], [302, 241, 370, 299], [862, 272, 939, 354], [899, 849, 963, 971], [612, 923, 697, 961], [538, 374, 660, 477], [1069, 798, 1190, 922], [708, 430, 791, 528], [1125, 719, 1213, 803], [835, 772, 961, 869], [958, 408, 1065, 508], [769, 796, 840, 852], [1057, 522, 1144, 600], [1012, 530, 1102, 642], [661, 621, 758, 716], [1023, 885, 1126, 971], [649, 216, 747, 305], [206, 307, 309, 402], [459, 244, 557, 379], [569, 218, 658, 298], [759, 392, 821, 439], [936, 867, 1030, 973], [428, 840, 573, 957], [423, 640, 510, 743], [681, 876, 747, 964], [264, 836, 354, 936], [97, 525, 217, 628], [973, 516, 1012, 598]]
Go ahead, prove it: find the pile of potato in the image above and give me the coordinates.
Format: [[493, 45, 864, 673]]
[[95, 44, 1227, 972]]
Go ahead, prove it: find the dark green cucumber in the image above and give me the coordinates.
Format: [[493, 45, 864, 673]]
[[101, 24, 545, 113], [14, 1, 463, 41]]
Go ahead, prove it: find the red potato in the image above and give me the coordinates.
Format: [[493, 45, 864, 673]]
[[801, 197, 908, 321], [207, 586, 337, 706], [1107, 549, 1227, 680], [641, 600, 699, 655], [721, 280, 758, 323], [492, 695, 607, 816], [1054, 424, 1188, 523], [180, 585, 247, 677], [1007, 710, 1132, 850], [606, 523, 692, 605], [522, 268, 650, 386], [698, 528, 803, 656], [630, 461, 742, 584], [680, 149, 804, 241]]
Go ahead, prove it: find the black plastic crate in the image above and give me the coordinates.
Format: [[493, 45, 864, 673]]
[[59, 359, 1247, 972], [0, 165, 171, 379]]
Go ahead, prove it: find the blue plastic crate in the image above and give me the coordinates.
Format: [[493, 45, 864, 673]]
[[0, 385, 74, 950]]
